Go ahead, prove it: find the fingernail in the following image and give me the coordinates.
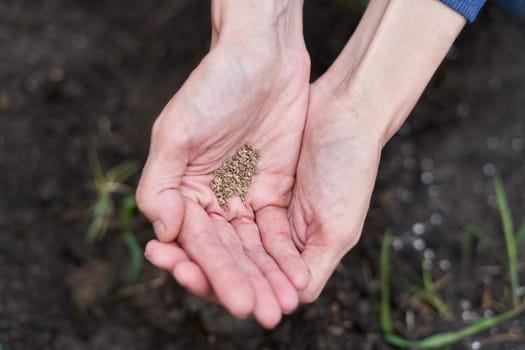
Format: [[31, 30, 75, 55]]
[[153, 220, 166, 240]]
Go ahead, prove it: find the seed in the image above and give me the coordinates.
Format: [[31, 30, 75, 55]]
[[210, 144, 259, 210]]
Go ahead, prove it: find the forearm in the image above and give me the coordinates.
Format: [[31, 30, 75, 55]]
[[333, 0, 465, 147]]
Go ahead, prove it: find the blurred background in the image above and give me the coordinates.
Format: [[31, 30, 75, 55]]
[[1, 1, 524, 349]]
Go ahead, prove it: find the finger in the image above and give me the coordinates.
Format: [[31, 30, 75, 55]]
[[298, 231, 360, 304], [144, 240, 214, 299], [178, 201, 255, 318], [218, 218, 282, 328], [136, 114, 190, 242], [232, 219, 299, 314], [256, 205, 309, 291]]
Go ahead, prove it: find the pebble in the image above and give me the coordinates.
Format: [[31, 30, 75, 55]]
[[482, 163, 495, 176], [428, 185, 440, 197], [471, 340, 481, 350], [439, 259, 451, 271], [392, 237, 404, 251], [515, 286, 525, 297], [412, 238, 426, 251], [430, 213, 443, 225], [462, 310, 473, 321], [412, 222, 426, 235], [424, 249, 435, 261], [483, 309, 494, 318], [397, 188, 414, 203], [457, 102, 471, 118], [421, 171, 435, 185]]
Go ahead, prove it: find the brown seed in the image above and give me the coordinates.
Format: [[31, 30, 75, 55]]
[[210, 144, 259, 210]]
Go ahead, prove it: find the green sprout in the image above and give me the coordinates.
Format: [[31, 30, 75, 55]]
[[380, 230, 525, 349], [120, 195, 143, 283], [88, 151, 138, 241], [460, 225, 489, 275], [87, 151, 143, 283], [416, 262, 451, 319], [493, 174, 520, 307], [380, 230, 394, 334]]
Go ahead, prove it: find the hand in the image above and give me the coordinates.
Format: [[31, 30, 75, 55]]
[[289, 81, 381, 303], [136, 1, 310, 328], [288, 0, 464, 302]]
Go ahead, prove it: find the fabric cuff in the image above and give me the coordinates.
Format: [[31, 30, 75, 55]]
[[440, 0, 487, 22]]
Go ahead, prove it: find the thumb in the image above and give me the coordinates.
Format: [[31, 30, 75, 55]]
[[136, 118, 190, 242], [298, 228, 361, 304]]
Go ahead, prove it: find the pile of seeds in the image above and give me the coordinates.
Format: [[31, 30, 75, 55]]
[[210, 144, 259, 209]]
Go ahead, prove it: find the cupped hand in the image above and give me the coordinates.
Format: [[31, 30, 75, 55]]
[[290, 80, 383, 303], [136, 32, 310, 327]]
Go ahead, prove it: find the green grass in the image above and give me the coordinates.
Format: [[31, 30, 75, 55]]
[[493, 174, 520, 306], [383, 305, 525, 349], [380, 230, 394, 333], [87, 151, 143, 283], [460, 225, 487, 275], [88, 151, 138, 241], [417, 263, 451, 319], [120, 195, 143, 283], [380, 209, 525, 349]]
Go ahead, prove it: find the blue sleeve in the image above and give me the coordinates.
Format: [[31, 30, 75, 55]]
[[440, 0, 487, 22]]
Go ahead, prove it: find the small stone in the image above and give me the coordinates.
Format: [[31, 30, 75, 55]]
[[413, 238, 426, 251], [471, 340, 481, 350], [412, 222, 426, 235], [430, 213, 443, 225], [482, 163, 495, 176], [457, 102, 471, 118], [392, 238, 404, 251], [439, 259, 451, 271], [421, 171, 434, 185]]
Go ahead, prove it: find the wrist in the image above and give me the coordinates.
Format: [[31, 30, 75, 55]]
[[324, 0, 465, 148], [211, 0, 305, 50]]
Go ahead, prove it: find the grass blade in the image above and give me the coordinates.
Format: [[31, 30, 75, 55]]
[[121, 229, 143, 283], [460, 225, 484, 274], [106, 161, 139, 184], [120, 195, 143, 283], [493, 174, 519, 306], [384, 305, 525, 349], [380, 230, 394, 334]]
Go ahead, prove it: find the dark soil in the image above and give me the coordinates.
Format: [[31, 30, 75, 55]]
[[1, 1, 524, 349]]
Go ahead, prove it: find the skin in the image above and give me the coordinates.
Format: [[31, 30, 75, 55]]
[[137, 0, 309, 328], [138, 0, 466, 326]]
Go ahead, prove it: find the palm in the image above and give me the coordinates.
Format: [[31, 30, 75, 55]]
[[290, 83, 381, 302], [139, 45, 310, 327]]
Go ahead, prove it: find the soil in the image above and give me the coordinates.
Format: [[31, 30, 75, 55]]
[[1, 1, 525, 349]]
